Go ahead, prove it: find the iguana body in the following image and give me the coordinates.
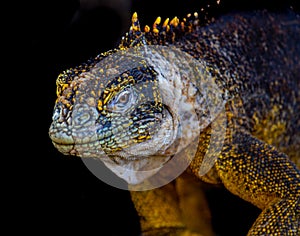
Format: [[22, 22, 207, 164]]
[[49, 9, 300, 235]]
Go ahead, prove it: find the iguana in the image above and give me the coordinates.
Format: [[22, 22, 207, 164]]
[[49, 8, 300, 236]]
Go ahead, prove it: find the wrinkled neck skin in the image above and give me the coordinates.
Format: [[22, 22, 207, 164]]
[[145, 46, 202, 156], [100, 45, 215, 185]]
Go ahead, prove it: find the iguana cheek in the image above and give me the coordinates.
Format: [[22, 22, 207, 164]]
[[112, 106, 177, 158]]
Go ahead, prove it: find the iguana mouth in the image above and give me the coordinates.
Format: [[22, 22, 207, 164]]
[[49, 124, 102, 156], [50, 138, 88, 146], [50, 135, 98, 146], [51, 139, 103, 157]]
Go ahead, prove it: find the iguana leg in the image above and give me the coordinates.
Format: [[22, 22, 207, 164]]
[[216, 131, 300, 235], [130, 176, 214, 236], [175, 172, 215, 236], [130, 181, 187, 236]]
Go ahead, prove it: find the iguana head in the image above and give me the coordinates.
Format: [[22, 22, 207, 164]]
[[49, 12, 225, 186]]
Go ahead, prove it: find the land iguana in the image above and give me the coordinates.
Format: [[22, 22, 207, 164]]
[[49, 8, 300, 236]]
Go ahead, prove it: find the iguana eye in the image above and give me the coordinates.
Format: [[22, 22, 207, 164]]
[[108, 88, 135, 112], [117, 90, 130, 104]]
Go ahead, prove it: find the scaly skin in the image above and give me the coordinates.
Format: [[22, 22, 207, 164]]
[[49, 10, 300, 235]]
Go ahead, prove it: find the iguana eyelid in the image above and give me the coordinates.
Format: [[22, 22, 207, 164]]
[[115, 90, 131, 104], [107, 87, 136, 112]]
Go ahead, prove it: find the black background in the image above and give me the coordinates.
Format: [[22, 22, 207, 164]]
[[10, 0, 299, 235]]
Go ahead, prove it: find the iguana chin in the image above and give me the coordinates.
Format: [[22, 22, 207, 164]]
[[49, 9, 300, 236]]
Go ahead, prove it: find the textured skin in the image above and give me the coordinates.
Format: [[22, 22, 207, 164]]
[[49, 10, 300, 235]]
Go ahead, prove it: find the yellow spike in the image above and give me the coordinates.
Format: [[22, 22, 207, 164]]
[[131, 12, 140, 31], [181, 21, 185, 29], [166, 25, 170, 32], [154, 16, 161, 25], [132, 12, 138, 22], [153, 28, 159, 34], [144, 25, 150, 33], [153, 16, 161, 34], [163, 18, 169, 28], [170, 16, 179, 27]]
